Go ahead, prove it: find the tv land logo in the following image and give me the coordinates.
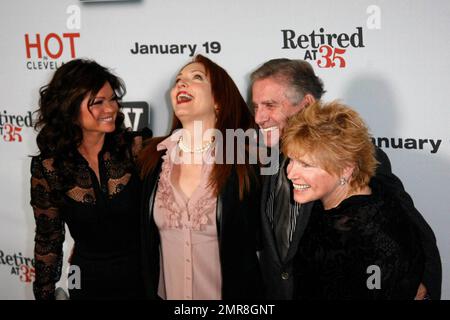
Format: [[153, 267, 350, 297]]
[[0, 250, 35, 283], [0, 110, 33, 143], [24, 5, 81, 70], [121, 101, 150, 131], [281, 27, 365, 69]]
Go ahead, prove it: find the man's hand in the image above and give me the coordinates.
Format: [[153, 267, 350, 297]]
[[415, 283, 428, 300]]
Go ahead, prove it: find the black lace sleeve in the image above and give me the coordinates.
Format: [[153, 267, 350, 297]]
[[30, 157, 65, 300]]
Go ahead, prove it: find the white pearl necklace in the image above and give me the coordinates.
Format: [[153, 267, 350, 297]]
[[177, 136, 214, 153]]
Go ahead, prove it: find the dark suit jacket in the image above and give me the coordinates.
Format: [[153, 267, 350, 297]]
[[370, 148, 442, 299], [140, 154, 263, 299], [259, 147, 442, 300]]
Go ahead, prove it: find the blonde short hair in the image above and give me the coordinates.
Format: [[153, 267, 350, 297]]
[[282, 101, 378, 190]]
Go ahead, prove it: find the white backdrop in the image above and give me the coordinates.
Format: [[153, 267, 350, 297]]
[[0, 0, 448, 299]]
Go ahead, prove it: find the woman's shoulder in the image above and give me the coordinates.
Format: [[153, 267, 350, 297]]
[[30, 155, 62, 195], [345, 193, 417, 242], [376, 192, 418, 229], [315, 194, 384, 234], [30, 154, 56, 175]]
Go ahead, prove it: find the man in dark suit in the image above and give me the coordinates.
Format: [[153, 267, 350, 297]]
[[250, 58, 442, 300]]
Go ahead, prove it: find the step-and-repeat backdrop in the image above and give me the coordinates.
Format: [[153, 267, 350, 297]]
[[1, 0, 449, 299]]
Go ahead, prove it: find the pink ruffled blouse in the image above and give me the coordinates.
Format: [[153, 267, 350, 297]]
[[153, 132, 221, 300]]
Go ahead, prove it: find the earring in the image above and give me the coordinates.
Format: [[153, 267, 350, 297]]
[[339, 177, 347, 185]]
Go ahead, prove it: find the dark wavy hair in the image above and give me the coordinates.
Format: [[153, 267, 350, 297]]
[[34, 59, 128, 183], [139, 54, 257, 199]]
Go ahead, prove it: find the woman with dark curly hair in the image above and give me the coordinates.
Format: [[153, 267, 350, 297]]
[[30, 59, 150, 300]]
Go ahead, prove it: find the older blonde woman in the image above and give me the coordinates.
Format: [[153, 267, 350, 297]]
[[283, 101, 424, 300]]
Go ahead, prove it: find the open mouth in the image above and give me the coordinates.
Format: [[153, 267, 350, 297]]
[[292, 183, 311, 190], [176, 91, 193, 104], [260, 126, 278, 133], [98, 115, 114, 122]]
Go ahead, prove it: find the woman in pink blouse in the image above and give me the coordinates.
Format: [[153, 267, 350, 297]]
[[138, 55, 263, 300]]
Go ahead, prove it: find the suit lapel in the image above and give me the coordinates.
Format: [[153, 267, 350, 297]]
[[261, 169, 284, 263], [284, 201, 313, 262], [261, 154, 313, 264]]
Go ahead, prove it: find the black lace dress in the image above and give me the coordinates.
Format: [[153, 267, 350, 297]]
[[30, 133, 146, 300], [294, 194, 424, 300]]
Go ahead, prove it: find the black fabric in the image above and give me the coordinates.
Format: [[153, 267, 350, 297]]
[[259, 164, 312, 299], [272, 157, 294, 261], [30, 132, 146, 300], [140, 153, 263, 300], [370, 148, 442, 299], [258, 146, 441, 300], [294, 193, 424, 300]]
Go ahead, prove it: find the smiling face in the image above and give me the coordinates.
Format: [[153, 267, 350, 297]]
[[287, 155, 343, 206], [286, 149, 356, 209], [78, 82, 119, 136], [170, 62, 217, 128], [252, 77, 305, 147]]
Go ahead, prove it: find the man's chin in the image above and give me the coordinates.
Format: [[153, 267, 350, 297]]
[[261, 130, 281, 148]]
